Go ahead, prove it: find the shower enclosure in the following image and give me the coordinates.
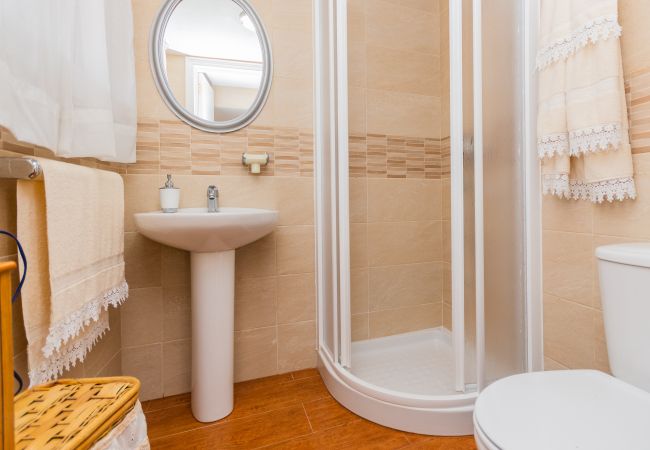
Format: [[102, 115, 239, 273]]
[[314, 0, 542, 435]]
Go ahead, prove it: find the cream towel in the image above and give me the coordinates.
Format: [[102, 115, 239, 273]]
[[17, 158, 127, 385], [537, 0, 636, 202]]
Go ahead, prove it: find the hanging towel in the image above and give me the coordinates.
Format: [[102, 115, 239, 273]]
[[16, 158, 128, 385], [537, 0, 636, 202]]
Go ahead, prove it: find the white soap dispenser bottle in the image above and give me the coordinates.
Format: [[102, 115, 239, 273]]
[[160, 174, 180, 213]]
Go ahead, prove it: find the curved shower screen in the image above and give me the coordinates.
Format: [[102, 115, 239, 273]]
[[314, 0, 534, 436]]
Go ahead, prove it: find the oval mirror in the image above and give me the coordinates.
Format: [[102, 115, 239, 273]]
[[150, 0, 272, 133]]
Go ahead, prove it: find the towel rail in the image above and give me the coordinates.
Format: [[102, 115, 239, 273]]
[[0, 157, 42, 180]]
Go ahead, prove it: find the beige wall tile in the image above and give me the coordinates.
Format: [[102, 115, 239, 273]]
[[347, 0, 366, 91], [236, 233, 276, 279], [543, 294, 595, 369], [369, 262, 442, 311], [121, 287, 163, 347], [594, 174, 650, 239], [542, 195, 594, 233], [122, 343, 163, 401], [273, 28, 313, 81], [163, 339, 191, 396], [350, 269, 369, 314], [349, 88, 367, 135], [633, 153, 650, 175], [367, 46, 439, 97], [440, 94, 450, 137], [161, 246, 190, 288], [235, 326, 278, 382], [163, 285, 191, 341], [276, 226, 315, 275], [367, 221, 442, 266], [366, 0, 439, 55], [442, 220, 451, 263], [366, 89, 440, 139], [544, 357, 569, 371], [171, 175, 273, 209], [97, 352, 123, 377], [132, 0, 176, 121], [543, 231, 594, 307], [271, 0, 312, 33], [390, 0, 440, 13], [274, 178, 315, 226], [619, 0, 650, 75], [352, 314, 370, 341], [442, 179, 450, 220], [442, 302, 451, 330], [277, 273, 316, 325], [367, 179, 441, 222], [125, 232, 162, 288], [278, 321, 317, 372], [349, 178, 368, 223], [235, 277, 277, 331], [350, 223, 368, 269], [272, 77, 314, 130], [369, 303, 442, 338], [443, 262, 451, 304], [123, 175, 159, 232]]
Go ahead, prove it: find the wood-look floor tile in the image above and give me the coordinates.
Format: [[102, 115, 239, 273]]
[[142, 393, 191, 413], [146, 373, 329, 440], [302, 397, 360, 432], [235, 373, 295, 394], [229, 375, 330, 421], [401, 436, 478, 450], [145, 402, 207, 440], [261, 419, 411, 449], [291, 368, 320, 380], [150, 405, 312, 450]]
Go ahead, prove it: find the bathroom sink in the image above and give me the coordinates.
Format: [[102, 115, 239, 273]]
[[133, 207, 278, 253], [133, 206, 278, 423]]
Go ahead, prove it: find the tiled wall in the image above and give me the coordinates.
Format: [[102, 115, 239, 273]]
[[0, 0, 316, 402], [347, 0, 450, 340], [542, 1, 650, 372], [122, 0, 316, 400]]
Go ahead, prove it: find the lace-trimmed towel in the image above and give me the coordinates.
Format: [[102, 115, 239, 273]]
[[538, 0, 636, 202], [16, 159, 128, 385]]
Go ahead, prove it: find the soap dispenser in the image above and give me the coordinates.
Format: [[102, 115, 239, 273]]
[[160, 174, 180, 213]]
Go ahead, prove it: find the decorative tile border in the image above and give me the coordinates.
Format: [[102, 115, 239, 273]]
[[132, 121, 314, 177], [350, 134, 450, 180], [0, 121, 314, 177], [627, 68, 650, 155]]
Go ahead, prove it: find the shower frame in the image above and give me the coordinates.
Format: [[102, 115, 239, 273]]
[[313, 0, 542, 435]]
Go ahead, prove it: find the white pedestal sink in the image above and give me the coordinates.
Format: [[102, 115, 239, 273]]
[[134, 207, 278, 422]]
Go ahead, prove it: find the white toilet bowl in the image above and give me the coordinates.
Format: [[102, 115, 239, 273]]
[[473, 370, 650, 450], [474, 244, 650, 449]]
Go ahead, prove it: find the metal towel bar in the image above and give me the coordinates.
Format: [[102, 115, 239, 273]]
[[0, 157, 42, 180]]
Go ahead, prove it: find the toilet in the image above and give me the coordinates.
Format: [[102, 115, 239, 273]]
[[473, 243, 650, 450]]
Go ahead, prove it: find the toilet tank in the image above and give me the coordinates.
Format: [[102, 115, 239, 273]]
[[596, 243, 650, 393]]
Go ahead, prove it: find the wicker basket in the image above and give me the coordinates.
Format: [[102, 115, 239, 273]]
[[14, 376, 140, 450]]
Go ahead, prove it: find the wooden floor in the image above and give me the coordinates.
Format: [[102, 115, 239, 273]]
[[143, 369, 478, 449]]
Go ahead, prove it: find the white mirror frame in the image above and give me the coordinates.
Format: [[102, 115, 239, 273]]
[[150, 0, 273, 133]]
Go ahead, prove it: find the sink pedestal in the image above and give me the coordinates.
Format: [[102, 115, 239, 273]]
[[190, 250, 235, 422]]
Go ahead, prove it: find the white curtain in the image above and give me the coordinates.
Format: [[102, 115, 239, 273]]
[[0, 0, 137, 163]]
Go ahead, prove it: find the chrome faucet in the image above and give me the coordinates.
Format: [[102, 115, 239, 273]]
[[207, 185, 219, 212]]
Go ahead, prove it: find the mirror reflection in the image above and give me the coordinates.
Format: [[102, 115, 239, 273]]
[[163, 0, 264, 123]]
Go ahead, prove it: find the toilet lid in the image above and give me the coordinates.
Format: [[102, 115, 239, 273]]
[[474, 370, 650, 450]]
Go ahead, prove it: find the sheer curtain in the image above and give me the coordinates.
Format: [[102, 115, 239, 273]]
[[0, 0, 137, 163]]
